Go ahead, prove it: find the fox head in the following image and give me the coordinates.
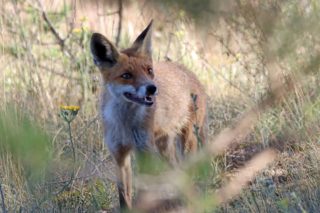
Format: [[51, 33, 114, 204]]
[[90, 21, 157, 107]]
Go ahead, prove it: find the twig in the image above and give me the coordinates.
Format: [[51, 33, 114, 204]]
[[63, 0, 76, 42], [41, 10, 64, 49], [38, 64, 82, 81], [35, 0, 75, 60], [115, 0, 123, 47]]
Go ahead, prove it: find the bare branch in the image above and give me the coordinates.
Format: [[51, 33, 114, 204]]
[[41, 10, 65, 49], [38, 64, 81, 81], [115, 0, 123, 47], [64, 0, 76, 42], [35, 0, 75, 60]]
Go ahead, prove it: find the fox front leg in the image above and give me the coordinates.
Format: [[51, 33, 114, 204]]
[[114, 148, 133, 210]]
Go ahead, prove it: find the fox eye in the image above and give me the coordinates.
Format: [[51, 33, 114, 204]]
[[147, 68, 153, 75], [121, 73, 133, 79]]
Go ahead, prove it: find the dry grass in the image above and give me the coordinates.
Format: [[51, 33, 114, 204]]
[[0, 0, 319, 212]]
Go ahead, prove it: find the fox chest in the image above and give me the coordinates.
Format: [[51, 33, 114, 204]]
[[102, 101, 152, 153]]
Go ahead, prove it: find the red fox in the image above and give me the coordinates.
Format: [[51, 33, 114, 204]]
[[90, 21, 207, 209]]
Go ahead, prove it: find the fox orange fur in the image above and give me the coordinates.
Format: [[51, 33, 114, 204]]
[[90, 21, 207, 209]]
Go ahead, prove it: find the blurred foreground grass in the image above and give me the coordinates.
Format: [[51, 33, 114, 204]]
[[0, 107, 51, 183]]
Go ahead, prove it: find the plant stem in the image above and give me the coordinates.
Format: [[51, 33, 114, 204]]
[[54, 121, 76, 196], [67, 121, 76, 162]]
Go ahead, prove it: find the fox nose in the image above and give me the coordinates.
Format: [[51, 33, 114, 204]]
[[146, 84, 157, 96]]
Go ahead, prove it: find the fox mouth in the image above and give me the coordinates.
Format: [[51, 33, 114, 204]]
[[123, 92, 154, 106]]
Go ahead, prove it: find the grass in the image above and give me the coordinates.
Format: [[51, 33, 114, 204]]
[[0, 0, 320, 212]]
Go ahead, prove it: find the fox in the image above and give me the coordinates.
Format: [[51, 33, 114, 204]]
[[90, 21, 207, 209]]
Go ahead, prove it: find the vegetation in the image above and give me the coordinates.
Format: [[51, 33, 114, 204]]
[[0, 0, 319, 212]]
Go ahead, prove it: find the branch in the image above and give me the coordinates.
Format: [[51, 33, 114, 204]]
[[35, 0, 75, 60], [38, 64, 82, 81], [115, 0, 123, 47], [41, 10, 65, 49]]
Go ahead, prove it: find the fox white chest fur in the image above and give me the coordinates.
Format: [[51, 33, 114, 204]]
[[102, 88, 154, 154]]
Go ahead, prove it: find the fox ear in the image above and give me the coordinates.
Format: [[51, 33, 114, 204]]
[[90, 33, 120, 68], [131, 20, 153, 59]]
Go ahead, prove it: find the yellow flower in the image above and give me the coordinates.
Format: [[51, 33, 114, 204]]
[[79, 16, 88, 23], [60, 105, 80, 111], [60, 105, 80, 123], [73, 28, 82, 34], [175, 30, 185, 39]]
